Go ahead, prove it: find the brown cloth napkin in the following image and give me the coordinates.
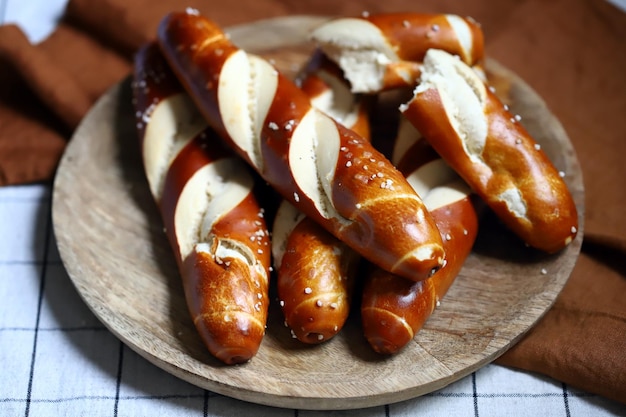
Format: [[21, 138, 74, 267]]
[[2, 0, 624, 404]]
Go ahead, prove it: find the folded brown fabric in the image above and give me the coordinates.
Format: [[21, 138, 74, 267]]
[[1, 0, 624, 405], [497, 234, 626, 403], [481, 0, 626, 405], [0, 18, 130, 184], [0, 25, 68, 185]]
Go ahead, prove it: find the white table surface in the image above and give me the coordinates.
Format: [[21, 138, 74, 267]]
[[1, 0, 625, 415]]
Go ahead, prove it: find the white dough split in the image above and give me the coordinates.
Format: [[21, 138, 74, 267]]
[[310, 18, 399, 93], [218, 51, 278, 172], [142, 93, 207, 200], [174, 159, 254, 260], [411, 49, 488, 163]]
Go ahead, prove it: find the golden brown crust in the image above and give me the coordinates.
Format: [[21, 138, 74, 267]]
[[182, 247, 268, 365], [277, 216, 358, 344], [156, 13, 238, 140]]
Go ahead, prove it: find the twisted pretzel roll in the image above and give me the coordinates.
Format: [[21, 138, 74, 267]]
[[157, 10, 445, 282], [133, 42, 270, 365], [271, 55, 369, 343], [272, 201, 360, 344], [362, 120, 478, 354], [401, 49, 578, 253], [310, 12, 484, 93]]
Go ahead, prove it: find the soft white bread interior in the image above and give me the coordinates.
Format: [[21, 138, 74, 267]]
[[142, 93, 206, 199], [310, 18, 399, 93], [409, 49, 488, 162]]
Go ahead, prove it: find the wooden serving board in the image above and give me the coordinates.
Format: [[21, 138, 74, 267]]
[[52, 16, 584, 410]]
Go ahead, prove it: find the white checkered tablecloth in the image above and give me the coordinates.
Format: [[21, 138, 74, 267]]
[[1, 1, 625, 416]]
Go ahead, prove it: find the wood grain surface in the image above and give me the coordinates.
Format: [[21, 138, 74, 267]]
[[52, 16, 585, 410]]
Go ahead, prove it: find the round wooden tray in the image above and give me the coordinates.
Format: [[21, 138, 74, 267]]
[[52, 16, 584, 411]]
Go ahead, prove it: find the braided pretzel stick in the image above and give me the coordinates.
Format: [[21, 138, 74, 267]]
[[401, 49, 578, 253], [133, 42, 270, 364], [157, 10, 445, 282]]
